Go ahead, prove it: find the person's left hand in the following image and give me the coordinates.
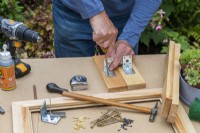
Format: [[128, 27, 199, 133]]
[[106, 40, 135, 70]]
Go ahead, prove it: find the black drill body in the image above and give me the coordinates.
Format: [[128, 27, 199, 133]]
[[0, 17, 42, 78]]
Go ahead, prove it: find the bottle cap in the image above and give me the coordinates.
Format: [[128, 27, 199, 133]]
[[0, 44, 12, 60]]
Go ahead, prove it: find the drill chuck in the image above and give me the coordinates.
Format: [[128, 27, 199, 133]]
[[15, 25, 43, 43]]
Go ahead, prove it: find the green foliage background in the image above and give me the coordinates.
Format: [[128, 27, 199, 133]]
[[0, 0, 199, 58], [141, 0, 200, 53], [0, 0, 53, 58]]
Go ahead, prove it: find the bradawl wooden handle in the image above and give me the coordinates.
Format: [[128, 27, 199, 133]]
[[62, 91, 151, 114], [46, 83, 152, 114]]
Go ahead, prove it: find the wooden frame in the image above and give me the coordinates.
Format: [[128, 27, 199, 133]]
[[12, 88, 196, 133], [161, 41, 181, 123]]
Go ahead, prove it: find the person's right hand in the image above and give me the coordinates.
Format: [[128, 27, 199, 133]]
[[89, 11, 118, 50]]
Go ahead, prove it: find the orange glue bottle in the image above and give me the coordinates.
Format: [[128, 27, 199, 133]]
[[0, 44, 16, 90]]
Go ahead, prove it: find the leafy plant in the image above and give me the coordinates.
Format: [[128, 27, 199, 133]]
[[19, 0, 54, 58], [179, 49, 200, 65], [140, 0, 200, 53], [0, 0, 24, 47], [184, 59, 200, 88]]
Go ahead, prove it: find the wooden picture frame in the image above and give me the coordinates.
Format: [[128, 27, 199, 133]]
[[12, 88, 196, 133]]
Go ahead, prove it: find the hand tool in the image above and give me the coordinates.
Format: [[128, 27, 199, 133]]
[[33, 84, 37, 100], [46, 83, 152, 114], [70, 75, 88, 91], [0, 106, 5, 114], [0, 16, 42, 78], [149, 101, 158, 122]]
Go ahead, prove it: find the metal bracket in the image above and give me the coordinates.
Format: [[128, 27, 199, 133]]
[[104, 58, 116, 77], [40, 101, 66, 124], [123, 55, 135, 75]]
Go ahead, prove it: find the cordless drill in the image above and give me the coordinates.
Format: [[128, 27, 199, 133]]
[[0, 17, 42, 78]]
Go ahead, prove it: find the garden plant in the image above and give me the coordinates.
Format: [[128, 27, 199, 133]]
[[179, 49, 200, 88]]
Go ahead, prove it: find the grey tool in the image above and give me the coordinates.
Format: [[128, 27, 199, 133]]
[[70, 75, 88, 91], [0, 106, 5, 114], [149, 101, 158, 122], [104, 58, 116, 77], [122, 55, 135, 75]]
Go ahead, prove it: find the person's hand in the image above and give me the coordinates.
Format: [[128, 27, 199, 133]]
[[89, 11, 118, 49], [106, 40, 135, 70]]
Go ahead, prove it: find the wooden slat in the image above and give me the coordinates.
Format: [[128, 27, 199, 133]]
[[173, 104, 197, 133], [13, 88, 162, 110], [23, 107, 33, 133], [12, 103, 25, 133], [118, 63, 146, 90], [167, 43, 181, 123], [93, 55, 127, 92], [161, 41, 175, 117]]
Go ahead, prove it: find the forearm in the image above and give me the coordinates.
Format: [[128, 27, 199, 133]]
[[61, 0, 104, 19], [118, 0, 162, 47]]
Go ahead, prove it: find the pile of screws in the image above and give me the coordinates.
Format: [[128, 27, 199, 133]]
[[90, 109, 123, 128], [73, 115, 90, 130], [118, 118, 134, 131]]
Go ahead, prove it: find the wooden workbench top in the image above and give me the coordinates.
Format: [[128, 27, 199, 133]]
[[0, 55, 199, 133]]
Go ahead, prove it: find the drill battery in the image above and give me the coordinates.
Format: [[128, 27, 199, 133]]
[[14, 58, 31, 79]]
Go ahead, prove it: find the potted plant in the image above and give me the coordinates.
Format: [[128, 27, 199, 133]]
[[179, 49, 200, 71], [179, 49, 200, 106]]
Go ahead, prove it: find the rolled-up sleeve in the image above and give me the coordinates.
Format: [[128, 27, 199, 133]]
[[62, 0, 104, 19], [118, 0, 162, 48]]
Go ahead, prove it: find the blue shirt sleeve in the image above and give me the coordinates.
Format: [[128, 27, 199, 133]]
[[118, 0, 162, 48], [62, 0, 104, 19]]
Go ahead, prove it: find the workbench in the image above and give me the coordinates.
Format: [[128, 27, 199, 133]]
[[0, 55, 199, 133]]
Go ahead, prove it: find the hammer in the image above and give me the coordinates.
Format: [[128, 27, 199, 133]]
[[46, 83, 154, 114]]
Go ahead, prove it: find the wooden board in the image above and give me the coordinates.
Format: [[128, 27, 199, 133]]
[[93, 56, 127, 92], [161, 41, 175, 117], [118, 63, 146, 90], [167, 43, 181, 123], [174, 104, 197, 133], [93, 55, 146, 92]]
